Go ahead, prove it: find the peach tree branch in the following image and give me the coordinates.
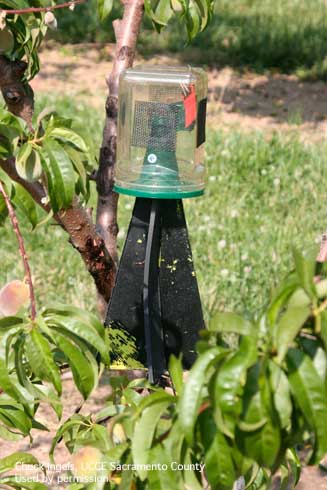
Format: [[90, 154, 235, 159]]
[[0, 0, 85, 15], [0, 156, 116, 304], [0, 179, 36, 320]]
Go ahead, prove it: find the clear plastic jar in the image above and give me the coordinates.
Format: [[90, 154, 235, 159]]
[[114, 65, 208, 199]]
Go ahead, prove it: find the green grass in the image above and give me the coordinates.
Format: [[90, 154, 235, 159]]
[[50, 0, 327, 79], [151, 0, 327, 79], [1, 95, 327, 322], [189, 131, 326, 320]]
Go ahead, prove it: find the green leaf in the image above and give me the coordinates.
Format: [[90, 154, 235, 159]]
[[47, 127, 88, 154], [64, 145, 88, 195], [168, 354, 183, 395], [179, 347, 223, 444], [0, 476, 47, 490], [267, 273, 299, 326], [13, 335, 62, 419], [15, 143, 31, 170], [283, 449, 301, 488], [193, 0, 209, 30], [186, 4, 201, 40], [117, 453, 134, 489], [16, 144, 42, 182], [312, 346, 327, 383], [145, 0, 173, 30], [162, 419, 184, 465], [182, 448, 203, 490], [0, 452, 39, 474], [205, 430, 236, 490], [274, 306, 310, 362], [199, 409, 236, 489], [288, 288, 311, 308], [209, 311, 253, 335], [45, 315, 109, 365], [135, 390, 175, 417], [132, 400, 171, 480], [0, 424, 24, 441], [42, 139, 75, 209], [51, 331, 96, 399], [236, 364, 281, 468], [0, 193, 8, 225], [0, 125, 19, 157], [155, 0, 173, 25], [43, 304, 105, 337], [214, 336, 257, 434], [287, 348, 327, 462], [148, 444, 183, 489], [12, 183, 38, 228], [269, 361, 292, 430], [0, 109, 26, 135], [50, 415, 90, 463], [0, 317, 23, 330], [0, 402, 32, 436], [300, 337, 327, 383], [45, 114, 72, 132], [246, 467, 271, 490], [121, 387, 143, 406], [34, 384, 62, 420], [49, 414, 94, 463], [97, 0, 113, 21], [104, 443, 129, 472], [25, 327, 62, 395], [0, 357, 26, 404], [36, 106, 56, 130], [0, 167, 14, 194], [292, 247, 317, 300]]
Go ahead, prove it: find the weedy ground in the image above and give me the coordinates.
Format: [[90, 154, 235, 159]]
[[3, 0, 327, 320], [166, 0, 327, 80], [1, 3, 327, 488], [53, 0, 327, 82], [1, 90, 327, 321]]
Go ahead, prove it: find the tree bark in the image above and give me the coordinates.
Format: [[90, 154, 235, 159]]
[[95, 0, 144, 316], [0, 56, 34, 130], [0, 0, 144, 312], [96, 0, 144, 263], [0, 157, 116, 303]]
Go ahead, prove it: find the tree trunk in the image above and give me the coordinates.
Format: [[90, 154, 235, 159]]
[[96, 0, 144, 315]]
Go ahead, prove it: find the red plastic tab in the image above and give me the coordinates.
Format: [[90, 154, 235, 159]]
[[183, 85, 197, 128]]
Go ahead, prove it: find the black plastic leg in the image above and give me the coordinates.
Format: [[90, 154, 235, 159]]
[[143, 199, 166, 383], [105, 197, 204, 383], [160, 200, 205, 368]]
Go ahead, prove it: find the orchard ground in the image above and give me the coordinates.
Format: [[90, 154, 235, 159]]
[[3, 44, 327, 319], [1, 45, 327, 488]]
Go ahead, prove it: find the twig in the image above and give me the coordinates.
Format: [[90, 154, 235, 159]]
[[0, 180, 36, 320], [1, 0, 86, 15], [0, 158, 49, 212]]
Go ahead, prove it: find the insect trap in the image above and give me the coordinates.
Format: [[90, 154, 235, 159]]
[[106, 65, 208, 383]]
